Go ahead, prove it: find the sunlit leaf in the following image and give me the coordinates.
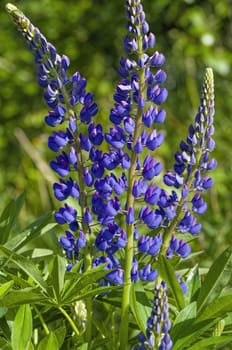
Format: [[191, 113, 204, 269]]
[[37, 332, 59, 350], [197, 246, 232, 311], [0, 280, 14, 298], [11, 304, 32, 350]]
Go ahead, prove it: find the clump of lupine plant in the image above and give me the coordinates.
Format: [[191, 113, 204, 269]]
[[4, 1, 232, 350]]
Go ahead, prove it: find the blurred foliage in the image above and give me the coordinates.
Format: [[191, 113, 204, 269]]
[[0, 0, 232, 264]]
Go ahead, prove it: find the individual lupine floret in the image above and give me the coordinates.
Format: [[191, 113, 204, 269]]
[[138, 234, 162, 256], [166, 235, 191, 259], [53, 178, 80, 201], [60, 230, 86, 262]]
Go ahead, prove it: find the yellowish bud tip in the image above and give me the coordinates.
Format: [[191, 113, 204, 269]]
[[6, 3, 18, 13]]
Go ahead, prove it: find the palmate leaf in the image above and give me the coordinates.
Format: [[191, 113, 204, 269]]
[[197, 245, 232, 312], [11, 304, 32, 350], [61, 264, 110, 303], [62, 284, 117, 305]]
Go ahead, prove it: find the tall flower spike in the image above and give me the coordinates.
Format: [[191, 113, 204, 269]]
[[162, 68, 216, 254], [113, 1, 169, 348], [6, 3, 101, 277], [135, 282, 172, 350]]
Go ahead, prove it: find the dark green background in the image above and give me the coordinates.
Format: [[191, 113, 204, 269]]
[[0, 0, 231, 263]]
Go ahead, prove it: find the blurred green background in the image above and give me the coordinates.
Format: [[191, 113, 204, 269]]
[[0, 0, 231, 263]]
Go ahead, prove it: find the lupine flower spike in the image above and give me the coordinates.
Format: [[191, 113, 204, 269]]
[[6, 1, 216, 349], [162, 67, 216, 254]]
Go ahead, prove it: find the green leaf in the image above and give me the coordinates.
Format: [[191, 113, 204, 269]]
[[0, 307, 8, 317], [185, 265, 201, 304], [48, 255, 66, 302], [130, 281, 150, 335], [5, 213, 55, 253], [196, 294, 232, 323], [11, 304, 32, 350], [0, 336, 11, 350], [76, 344, 88, 350], [0, 246, 47, 292], [171, 302, 197, 342], [37, 332, 59, 350], [0, 194, 25, 245], [0, 317, 11, 340], [1, 287, 46, 307], [197, 245, 232, 311], [157, 255, 185, 310], [0, 280, 14, 297], [63, 285, 117, 304], [61, 264, 109, 302], [53, 326, 66, 348], [187, 335, 232, 349], [172, 319, 218, 350]]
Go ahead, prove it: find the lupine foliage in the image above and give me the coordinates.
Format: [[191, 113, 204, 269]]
[[0, 1, 232, 349]]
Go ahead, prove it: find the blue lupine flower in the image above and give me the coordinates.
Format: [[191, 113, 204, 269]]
[[142, 155, 162, 180], [139, 264, 158, 282], [53, 178, 80, 201]]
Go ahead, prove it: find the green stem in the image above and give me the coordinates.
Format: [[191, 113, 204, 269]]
[[34, 305, 50, 335], [58, 306, 80, 336], [119, 31, 145, 348]]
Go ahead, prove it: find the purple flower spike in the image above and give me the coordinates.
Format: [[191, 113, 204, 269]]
[[7, 4, 217, 349]]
